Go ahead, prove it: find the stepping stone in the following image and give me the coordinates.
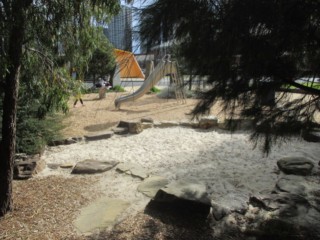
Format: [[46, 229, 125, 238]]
[[112, 127, 129, 135], [275, 176, 307, 196], [60, 163, 74, 169], [156, 121, 180, 128], [141, 122, 153, 129], [71, 159, 119, 174], [141, 117, 154, 123], [199, 116, 218, 129], [74, 198, 130, 234], [47, 163, 60, 170], [277, 156, 314, 176], [137, 176, 169, 198], [179, 120, 198, 128], [84, 131, 114, 141], [117, 120, 143, 134], [116, 162, 149, 179]]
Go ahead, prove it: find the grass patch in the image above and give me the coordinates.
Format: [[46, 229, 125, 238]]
[[149, 86, 161, 94], [284, 82, 320, 90], [109, 85, 125, 92]]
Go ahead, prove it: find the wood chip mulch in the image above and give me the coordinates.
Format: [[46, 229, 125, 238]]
[[0, 175, 100, 240], [0, 175, 218, 240]]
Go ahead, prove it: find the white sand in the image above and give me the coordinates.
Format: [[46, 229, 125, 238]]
[[38, 127, 320, 218]]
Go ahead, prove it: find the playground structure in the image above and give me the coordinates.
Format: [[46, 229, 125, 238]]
[[114, 49, 145, 78], [114, 57, 186, 109]]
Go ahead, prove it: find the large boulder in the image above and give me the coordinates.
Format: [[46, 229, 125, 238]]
[[154, 179, 211, 206], [247, 192, 320, 239], [150, 179, 212, 219], [277, 156, 314, 176], [71, 159, 119, 174]]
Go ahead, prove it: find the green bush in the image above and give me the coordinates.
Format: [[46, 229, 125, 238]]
[[149, 86, 161, 93], [110, 85, 125, 92], [15, 114, 65, 155]]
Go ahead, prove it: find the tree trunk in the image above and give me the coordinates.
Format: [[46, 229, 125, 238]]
[[0, 0, 30, 217]]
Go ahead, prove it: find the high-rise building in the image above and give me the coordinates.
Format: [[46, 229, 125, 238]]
[[104, 4, 132, 51]]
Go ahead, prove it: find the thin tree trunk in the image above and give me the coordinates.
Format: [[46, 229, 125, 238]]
[[0, 0, 30, 217], [188, 74, 193, 91]]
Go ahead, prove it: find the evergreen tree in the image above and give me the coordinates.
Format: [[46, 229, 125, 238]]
[[140, 0, 320, 153], [0, 0, 120, 217]]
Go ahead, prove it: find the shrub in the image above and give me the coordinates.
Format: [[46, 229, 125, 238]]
[[110, 85, 125, 92], [149, 86, 161, 93], [15, 114, 65, 155]]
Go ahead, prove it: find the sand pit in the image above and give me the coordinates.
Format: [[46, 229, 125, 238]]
[[39, 125, 320, 225], [35, 89, 320, 236]]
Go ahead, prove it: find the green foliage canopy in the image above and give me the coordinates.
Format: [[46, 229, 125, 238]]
[[140, 0, 320, 153]]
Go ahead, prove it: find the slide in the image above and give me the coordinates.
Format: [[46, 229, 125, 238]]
[[114, 60, 179, 109]]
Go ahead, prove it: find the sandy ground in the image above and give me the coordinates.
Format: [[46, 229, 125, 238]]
[[61, 89, 225, 137], [37, 88, 320, 237]]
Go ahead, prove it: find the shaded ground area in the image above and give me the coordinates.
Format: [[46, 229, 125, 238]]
[[89, 200, 215, 240], [0, 176, 100, 240]]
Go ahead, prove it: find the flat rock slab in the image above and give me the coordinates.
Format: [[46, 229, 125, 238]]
[[141, 122, 153, 129], [277, 156, 314, 176], [137, 176, 169, 198], [84, 131, 114, 141], [116, 162, 149, 179], [275, 176, 307, 196], [117, 121, 143, 134], [211, 192, 249, 220], [155, 121, 180, 128], [60, 163, 74, 169], [74, 198, 130, 234], [154, 179, 211, 206], [199, 116, 218, 129], [112, 127, 129, 135], [72, 159, 119, 174]]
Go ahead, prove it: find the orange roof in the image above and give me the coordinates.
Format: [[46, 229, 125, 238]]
[[114, 49, 145, 78]]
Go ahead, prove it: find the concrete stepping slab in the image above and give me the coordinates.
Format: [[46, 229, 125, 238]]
[[74, 197, 130, 234], [116, 162, 149, 179], [71, 159, 119, 174]]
